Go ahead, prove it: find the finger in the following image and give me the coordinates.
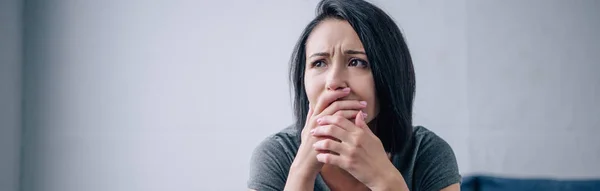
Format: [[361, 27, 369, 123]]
[[320, 100, 367, 117], [313, 88, 351, 116], [332, 109, 360, 120], [316, 115, 356, 131], [301, 105, 315, 136], [355, 110, 369, 130], [305, 104, 314, 124], [312, 139, 347, 155], [316, 153, 347, 169], [310, 124, 349, 142]]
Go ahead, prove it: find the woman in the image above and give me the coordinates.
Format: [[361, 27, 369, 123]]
[[248, 0, 461, 190]]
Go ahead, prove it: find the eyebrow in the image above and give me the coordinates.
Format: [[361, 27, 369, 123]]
[[344, 50, 366, 55], [308, 50, 366, 58]]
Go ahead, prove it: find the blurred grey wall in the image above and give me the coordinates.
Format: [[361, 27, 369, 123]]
[[467, 0, 600, 178], [20, 1, 309, 190], [9, 0, 600, 191], [0, 0, 22, 191]]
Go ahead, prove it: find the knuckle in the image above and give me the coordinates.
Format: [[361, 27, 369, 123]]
[[324, 155, 332, 163], [355, 139, 364, 147], [330, 102, 340, 111], [333, 111, 342, 116], [325, 154, 333, 163], [355, 132, 364, 141], [332, 116, 343, 124], [348, 147, 358, 156], [324, 126, 334, 134], [345, 158, 355, 170], [322, 140, 331, 148], [307, 117, 317, 126]]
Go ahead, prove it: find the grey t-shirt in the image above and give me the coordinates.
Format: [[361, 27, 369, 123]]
[[247, 126, 461, 191]]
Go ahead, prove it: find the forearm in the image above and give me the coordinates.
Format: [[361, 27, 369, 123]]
[[284, 164, 317, 191], [372, 168, 409, 191]]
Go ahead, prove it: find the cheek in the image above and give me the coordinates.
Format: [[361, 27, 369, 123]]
[[304, 75, 324, 106], [354, 76, 378, 116]]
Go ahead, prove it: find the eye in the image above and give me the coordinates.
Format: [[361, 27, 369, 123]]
[[311, 60, 327, 68], [349, 58, 369, 68]]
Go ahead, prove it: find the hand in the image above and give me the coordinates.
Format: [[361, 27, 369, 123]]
[[292, 88, 367, 176], [310, 110, 404, 189]]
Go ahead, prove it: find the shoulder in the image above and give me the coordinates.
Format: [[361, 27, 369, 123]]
[[409, 126, 461, 190], [252, 125, 300, 159], [248, 125, 301, 191], [411, 126, 455, 157]]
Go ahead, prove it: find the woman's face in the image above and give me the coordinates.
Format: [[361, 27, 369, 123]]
[[304, 19, 379, 122]]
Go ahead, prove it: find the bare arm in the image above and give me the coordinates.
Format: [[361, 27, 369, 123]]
[[440, 183, 460, 191], [283, 164, 318, 191]]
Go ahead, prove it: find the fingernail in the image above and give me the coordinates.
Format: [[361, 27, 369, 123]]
[[310, 129, 316, 134], [342, 87, 351, 93], [316, 118, 323, 124], [362, 112, 368, 119], [359, 101, 367, 106]]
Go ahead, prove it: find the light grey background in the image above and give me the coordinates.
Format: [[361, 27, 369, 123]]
[[467, 0, 600, 178], [0, 0, 598, 191]]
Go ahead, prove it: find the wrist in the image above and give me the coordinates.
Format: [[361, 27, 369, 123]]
[[289, 160, 319, 179], [372, 168, 408, 191], [285, 161, 319, 191]]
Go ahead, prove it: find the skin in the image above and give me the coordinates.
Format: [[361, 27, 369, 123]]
[[251, 19, 459, 191]]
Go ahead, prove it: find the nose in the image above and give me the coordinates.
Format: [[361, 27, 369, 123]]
[[325, 64, 348, 91]]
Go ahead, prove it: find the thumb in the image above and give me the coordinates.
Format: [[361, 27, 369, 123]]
[[355, 110, 368, 129]]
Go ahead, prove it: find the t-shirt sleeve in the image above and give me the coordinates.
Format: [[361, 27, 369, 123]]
[[413, 133, 462, 191], [247, 136, 291, 191]]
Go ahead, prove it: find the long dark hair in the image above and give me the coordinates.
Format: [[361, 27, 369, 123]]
[[289, 0, 416, 154]]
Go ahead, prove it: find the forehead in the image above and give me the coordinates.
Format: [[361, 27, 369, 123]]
[[305, 19, 365, 53]]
